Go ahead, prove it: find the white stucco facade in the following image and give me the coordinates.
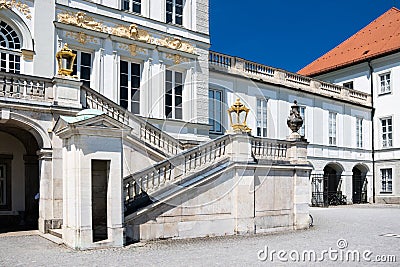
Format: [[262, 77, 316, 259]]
[[0, 0, 395, 250], [314, 52, 400, 203]]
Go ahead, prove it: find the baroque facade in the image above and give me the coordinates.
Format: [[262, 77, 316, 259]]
[[0, 0, 390, 249]]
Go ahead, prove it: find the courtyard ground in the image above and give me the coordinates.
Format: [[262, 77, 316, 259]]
[[0, 205, 399, 266]]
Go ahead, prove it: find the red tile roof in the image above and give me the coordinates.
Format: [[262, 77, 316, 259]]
[[298, 7, 400, 76]]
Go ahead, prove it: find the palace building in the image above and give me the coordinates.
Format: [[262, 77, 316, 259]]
[[0, 1, 394, 249]]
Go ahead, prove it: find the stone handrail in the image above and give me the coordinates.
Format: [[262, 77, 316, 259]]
[[124, 135, 296, 204], [251, 137, 289, 160], [209, 51, 234, 68], [81, 86, 184, 155], [124, 135, 230, 203], [209, 51, 371, 105], [0, 72, 53, 102], [244, 61, 275, 77], [285, 72, 312, 86]]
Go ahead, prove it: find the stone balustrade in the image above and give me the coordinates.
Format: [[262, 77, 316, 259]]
[[124, 135, 229, 203], [81, 86, 184, 156], [209, 51, 371, 106], [251, 137, 289, 160], [124, 134, 296, 205], [0, 72, 53, 102]]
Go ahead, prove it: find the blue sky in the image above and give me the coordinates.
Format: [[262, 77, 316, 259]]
[[210, 0, 398, 72]]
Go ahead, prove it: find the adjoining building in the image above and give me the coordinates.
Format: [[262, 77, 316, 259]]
[[299, 7, 400, 204]]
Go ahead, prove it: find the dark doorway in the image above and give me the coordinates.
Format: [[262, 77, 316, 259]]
[[91, 160, 109, 242], [323, 165, 346, 206], [0, 124, 40, 233], [352, 166, 367, 204]]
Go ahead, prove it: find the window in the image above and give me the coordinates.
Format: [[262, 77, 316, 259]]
[[122, 0, 141, 14], [299, 106, 306, 137], [379, 73, 391, 94], [165, 70, 183, 119], [343, 81, 353, 89], [329, 112, 337, 145], [356, 118, 363, 148], [381, 117, 393, 148], [209, 89, 223, 133], [166, 0, 183, 25], [72, 50, 92, 88], [381, 169, 392, 193], [256, 98, 267, 137], [120, 60, 141, 114], [0, 21, 21, 74]]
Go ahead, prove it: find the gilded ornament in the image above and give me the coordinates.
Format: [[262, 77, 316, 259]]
[[55, 44, 76, 76], [58, 11, 105, 32], [166, 53, 186, 65], [227, 98, 252, 133], [66, 31, 97, 45], [0, 0, 32, 19], [160, 37, 194, 54]]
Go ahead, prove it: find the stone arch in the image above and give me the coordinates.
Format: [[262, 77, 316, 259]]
[[324, 162, 344, 174], [0, 120, 41, 230], [9, 112, 52, 149], [323, 162, 346, 205]]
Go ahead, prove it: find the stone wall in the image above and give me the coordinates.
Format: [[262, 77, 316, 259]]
[[125, 164, 311, 242]]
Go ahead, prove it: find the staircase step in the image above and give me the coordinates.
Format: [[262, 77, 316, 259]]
[[41, 233, 63, 245], [48, 228, 62, 239]]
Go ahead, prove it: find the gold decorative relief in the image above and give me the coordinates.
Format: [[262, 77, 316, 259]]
[[160, 37, 194, 54], [0, 0, 32, 19], [112, 24, 151, 43], [58, 11, 105, 32], [66, 31, 97, 45], [119, 43, 146, 56], [166, 53, 188, 65], [57, 11, 195, 54]]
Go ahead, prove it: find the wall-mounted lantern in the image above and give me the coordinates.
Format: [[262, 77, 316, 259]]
[[56, 44, 76, 76], [227, 98, 252, 133]]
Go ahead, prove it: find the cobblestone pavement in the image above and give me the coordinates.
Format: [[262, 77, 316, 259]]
[[0, 205, 399, 266]]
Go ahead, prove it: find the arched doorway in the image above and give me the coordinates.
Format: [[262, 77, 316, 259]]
[[352, 165, 368, 204], [323, 163, 346, 206], [0, 122, 40, 232]]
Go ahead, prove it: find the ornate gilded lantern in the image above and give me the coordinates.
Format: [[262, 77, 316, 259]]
[[56, 44, 76, 76], [227, 98, 252, 133]]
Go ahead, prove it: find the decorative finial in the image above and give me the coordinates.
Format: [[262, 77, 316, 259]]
[[287, 100, 303, 140]]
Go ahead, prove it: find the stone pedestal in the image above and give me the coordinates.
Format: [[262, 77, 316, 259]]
[[226, 133, 253, 163], [52, 76, 82, 109]]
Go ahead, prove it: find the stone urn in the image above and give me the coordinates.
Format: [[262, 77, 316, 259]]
[[287, 100, 303, 138]]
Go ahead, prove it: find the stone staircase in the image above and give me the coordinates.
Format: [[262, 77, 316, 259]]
[[81, 86, 185, 159], [123, 135, 292, 221]]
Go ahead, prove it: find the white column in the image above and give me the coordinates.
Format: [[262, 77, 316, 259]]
[[37, 149, 53, 233]]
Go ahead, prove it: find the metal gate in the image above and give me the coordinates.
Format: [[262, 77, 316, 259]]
[[352, 174, 368, 204], [311, 174, 347, 207]]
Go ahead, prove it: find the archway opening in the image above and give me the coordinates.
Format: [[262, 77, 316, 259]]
[[0, 122, 40, 233], [352, 165, 368, 204], [323, 163, 346, 206]]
